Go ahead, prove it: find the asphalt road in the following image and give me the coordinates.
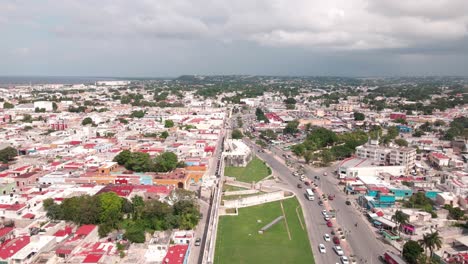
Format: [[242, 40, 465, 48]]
[[246, 139, 388, 264]]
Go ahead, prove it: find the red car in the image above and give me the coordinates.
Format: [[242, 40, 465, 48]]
[[333, 236, 340, 245], [328, 195, 335, 200], [326, 221, 333, 227]]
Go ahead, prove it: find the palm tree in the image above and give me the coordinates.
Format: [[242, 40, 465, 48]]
[[419, 231, 442, 262], [391, 210, 409, 236]]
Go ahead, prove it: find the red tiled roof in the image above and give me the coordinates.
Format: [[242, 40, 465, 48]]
[[162, 245, 188, 264], [0, 227, 13, 238], [76, 225, 96, 236], [82, 254, 103, 263], [0, 236, 30, 259], [430, 152, 449, 159], [22, 213, 35, 219], [54, 226, 73, 237]]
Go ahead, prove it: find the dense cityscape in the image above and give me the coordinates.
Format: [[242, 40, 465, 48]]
[[0, 76, 466, 264]]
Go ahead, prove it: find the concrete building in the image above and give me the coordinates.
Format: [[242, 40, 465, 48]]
[[335, 104, 353, 112], [33, 101, 53, 112], [223, 139, 252, 167], [356, 143, 416, 173], [338, 157, 405, 179]]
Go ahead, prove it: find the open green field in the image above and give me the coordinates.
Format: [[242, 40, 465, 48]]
[[222, 184, 247, 192], [215, 197, 314, 264], [224, 157, 271, 183]]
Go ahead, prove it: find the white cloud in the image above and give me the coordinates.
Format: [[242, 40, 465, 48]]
[[2, 0, 468, 51]]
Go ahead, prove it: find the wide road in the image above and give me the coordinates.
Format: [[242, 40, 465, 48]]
[[245, 138, 388, 264]]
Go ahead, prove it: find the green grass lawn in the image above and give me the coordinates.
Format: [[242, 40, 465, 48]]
[[215, 197, 314, 264], [222, 192, 263, 201], [222, 184, 248, 192], [224, 157, 271, 183]]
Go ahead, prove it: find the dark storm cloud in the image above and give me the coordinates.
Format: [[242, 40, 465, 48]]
[[0, 0, 468, 76]]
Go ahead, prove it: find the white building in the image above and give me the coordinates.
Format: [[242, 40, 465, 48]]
[[223, 139, 252, 167], [33, 101, 54, 111], [337, 157, 405, 179]]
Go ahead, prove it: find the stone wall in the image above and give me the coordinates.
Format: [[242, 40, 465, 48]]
[[223, 191, 292, 208]]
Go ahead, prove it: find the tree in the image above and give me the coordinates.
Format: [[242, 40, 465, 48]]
[[283, 120, 299, 134], [419, 231, 442, 260], [82, 117, 93, 126], [391, 210, 409, 235], [260, 129, 277, 140], [291, 144, 306, 156], [320, 149, 335, 165], [304, 151, 314, 164], [231, 129, 243, 139], [402, 240, 424, 264], [3, 102, 14, 109], [153, 152, 179, 172], [394, 138, 409, 147], [164, 120, 174, 128], [125, 152, 151, 172], [353, 112, 365, 121], [22, 114, 32, 123], [118, 118, 128, 124], [52, 102, 58, 111], [98, 192, 123, 229], [131, 196, 145, 220], [284, 98, 296, 105], [124, 223, 146, 243], [130, 110, 145, 118], [113, 150, 132, 165], [387, 126, 399, 139], [160, 131, 169, 139], [0, 147, 18, 163]]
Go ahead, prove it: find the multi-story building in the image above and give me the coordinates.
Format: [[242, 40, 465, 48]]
[[356, 143, 416, 173], [388, 147, 417, 172], [335, 104, 353, 112]]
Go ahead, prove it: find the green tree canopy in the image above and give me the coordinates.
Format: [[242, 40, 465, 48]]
[[403, 240, 424, 264], [353, 112, 365, 121], [0, 147, 18, 163], [3, 102, 14, 109], [231, 129, 243, 139], [394, 138, 409, 147], [283, 120, 299, 134], [164, 120, 174, 128], [153, 152, 179, 172], [130, 110, 145, 119], [82, 117, 93, 126]]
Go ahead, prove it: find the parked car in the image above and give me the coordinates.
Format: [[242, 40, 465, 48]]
[[334, 245, 344, 256], [195, 238, 201, 246], [297, 183, 303, 188], [327, 221, 333, 227], [333, 236, 340, 245], [319, 244, 326, 253], [324, 216, 330, 221], [324, 234, 331, 242], [321, 210, 328, 216], [341, 256, 349, 264]]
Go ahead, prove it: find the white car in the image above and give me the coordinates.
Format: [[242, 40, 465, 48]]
[[324, 234, 331, 242], [341, 256, 349, 264], [319, 244, 326, 253], [321, 210, 328, 216], [334, 246, 344, 256], [324, 216, 330, 221]]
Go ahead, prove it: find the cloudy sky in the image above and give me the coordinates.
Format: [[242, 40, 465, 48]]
[[1, 0, 468, 77]]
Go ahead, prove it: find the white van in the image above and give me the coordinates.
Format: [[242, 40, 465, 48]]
[[305, 189, 314, 201]]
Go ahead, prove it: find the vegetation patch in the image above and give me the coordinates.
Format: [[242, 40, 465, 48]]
[[224, 158, 271, 183], [215, 197, 314, 264]]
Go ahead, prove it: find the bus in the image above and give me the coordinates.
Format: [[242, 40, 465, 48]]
[[305, 189, 314, 201]]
